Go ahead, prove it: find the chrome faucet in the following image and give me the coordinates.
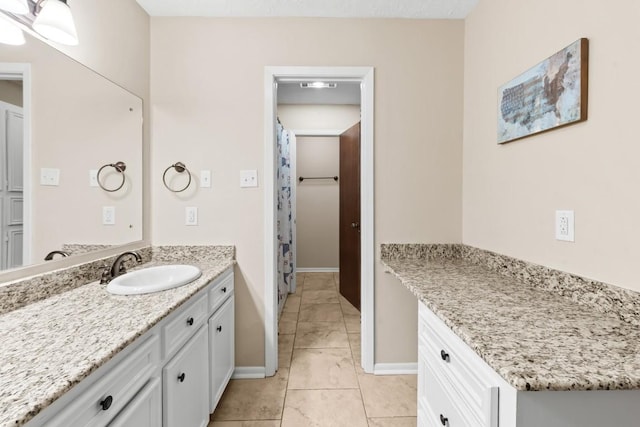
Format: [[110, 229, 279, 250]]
[[100, 251, 142, 284]]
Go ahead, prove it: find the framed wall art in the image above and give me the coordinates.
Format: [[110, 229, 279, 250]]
[[498, 38, 589, 144]]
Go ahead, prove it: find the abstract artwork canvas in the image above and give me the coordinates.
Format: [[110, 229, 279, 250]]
[[498, 38, 589, 144]]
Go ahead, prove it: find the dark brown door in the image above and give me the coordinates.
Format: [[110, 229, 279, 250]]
[[339, 122, 361, 311]]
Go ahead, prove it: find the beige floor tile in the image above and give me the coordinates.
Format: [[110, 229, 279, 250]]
[[303, 273, 335, 291], [294, 321, 349, 348], [348, 333, 364, 374], [301, 289, 339, 305], [288, 348, 358, 389], [296, 272, 305, 283], [344, 313, 361, 333], [279, 334, 295, 368], [298, 303, 343, 322], [339, 295, 361, 316], [281, 389, 368, 427], [283, 295, 301, 313], [212, 369, 289, 421], [279, 311, 298, 334], [367, 417, 417, 427], [209, 421, 281, 427], [358, 374, 417, 418]]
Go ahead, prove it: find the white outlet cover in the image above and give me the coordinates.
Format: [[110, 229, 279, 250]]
[[555, 210, 574, 242], [185, 207, 198, 226], [40, 168, 60, 186], [89, 169, 98, 187], [103, 206, 116, 225]]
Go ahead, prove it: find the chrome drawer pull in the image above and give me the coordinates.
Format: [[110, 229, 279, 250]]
[[440, 414, 449, 426], [440, 349, 450, 362]]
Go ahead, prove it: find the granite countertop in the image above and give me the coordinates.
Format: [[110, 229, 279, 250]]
[[381, 245, 640, 392], [0, 246, 235, 427]]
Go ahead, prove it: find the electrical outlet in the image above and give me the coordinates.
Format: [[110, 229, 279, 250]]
[[185, 207, 198, 226], [103, 206, 116, 225], [240, 170, 258, 188], [555, 210, 574, 242]]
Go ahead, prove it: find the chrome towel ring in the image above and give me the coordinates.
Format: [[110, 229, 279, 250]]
[[163, 162, 192, 193], [97, 161, 126, 192]]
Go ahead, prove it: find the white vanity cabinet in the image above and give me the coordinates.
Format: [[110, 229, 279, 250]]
[[418, 301, 640, 427], [27, 267, 235, 427]]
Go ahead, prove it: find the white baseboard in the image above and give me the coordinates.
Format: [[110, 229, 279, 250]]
[[373, 363, 418, 375], [232, 366, 266, 379], [297, 267, 339, 273]]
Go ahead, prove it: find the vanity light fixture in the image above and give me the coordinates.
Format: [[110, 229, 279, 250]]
[[300, 82, 337, 89], [0, 0, 29, 14], [0, 13, 24, 45], [33, 0, 78, 46]]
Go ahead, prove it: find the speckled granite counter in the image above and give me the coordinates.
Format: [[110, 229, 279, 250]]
[[381, 244, 640, 392], [0, 245, 235, 427]]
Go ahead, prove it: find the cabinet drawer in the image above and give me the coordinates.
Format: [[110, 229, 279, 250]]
[[421, 352, 478, 427], [419, 303, 498, 427], [109, 377, 161, 427], [48, 335, 159, 427], [208, 271, 234, 314], [163, 294, 208, 358]]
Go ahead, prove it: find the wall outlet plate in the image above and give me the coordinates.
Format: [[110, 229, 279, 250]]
[[185, 207, 198, 226], [555, 210, 574, 242], [201, 170, 211, 188], [40, 168, 60, 186], [103, 206, 115, 225]]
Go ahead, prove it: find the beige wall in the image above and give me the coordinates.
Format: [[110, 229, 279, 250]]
[[278, 104, 360, 270], [463, 0, 640, 291], [151, 18, 464, 366]]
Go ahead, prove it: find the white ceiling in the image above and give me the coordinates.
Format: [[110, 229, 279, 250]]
[[135, 0, 479, 19]]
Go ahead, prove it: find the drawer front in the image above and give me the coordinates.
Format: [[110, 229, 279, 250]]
[[208, 270, 234, 314], [421, 353, 478, 427], [419, 302, 499, 427], [48, 335, 160, 427], [163, 294, 208, 358], [163, 325, 209, 427]]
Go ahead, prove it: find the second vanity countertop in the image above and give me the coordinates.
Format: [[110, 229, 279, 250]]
[[382, 246, 640, 393], [0, 246, 235, 427]]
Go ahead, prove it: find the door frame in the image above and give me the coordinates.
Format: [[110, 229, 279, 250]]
[[0, 64, 31, 266], [264, 66, 374, 376]]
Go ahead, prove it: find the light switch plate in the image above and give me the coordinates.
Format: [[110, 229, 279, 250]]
[[201, 170, 211, 188], [555, 210, 574, 242], [89, 169, 98, 187], [103, 206, 116, 225], [240, 170, 258, 188], [40, 168, 60, 186]]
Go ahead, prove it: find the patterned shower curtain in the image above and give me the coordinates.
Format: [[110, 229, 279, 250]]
[[277, 122, 294, 316]]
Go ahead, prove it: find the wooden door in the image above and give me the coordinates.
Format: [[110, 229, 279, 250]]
[[339, 122, 361, 310]]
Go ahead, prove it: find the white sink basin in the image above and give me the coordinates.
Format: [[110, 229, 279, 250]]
[[106, 264, 202, 295]]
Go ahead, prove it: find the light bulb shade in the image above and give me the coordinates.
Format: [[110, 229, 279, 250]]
[[33, 0, 78, 46], [0, 0, 29, 15], [0, 15, 24, 45]]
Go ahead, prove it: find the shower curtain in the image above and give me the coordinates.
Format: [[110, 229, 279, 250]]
[[277, 122, 294, 316]]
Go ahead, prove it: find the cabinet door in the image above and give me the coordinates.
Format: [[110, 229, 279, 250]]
[[163, 325, 209, 427], [209, 294, 235, 413], [108, 378, 161, 427]]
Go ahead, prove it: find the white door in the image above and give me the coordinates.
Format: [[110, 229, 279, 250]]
[[0, 102, 23, 269], [108, 378, 161, 427]]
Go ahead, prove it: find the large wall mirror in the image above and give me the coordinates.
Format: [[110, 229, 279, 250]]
[[0, 29, 143, 273]]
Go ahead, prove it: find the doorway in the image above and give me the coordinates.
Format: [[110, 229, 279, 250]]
[[264, 66, 374, 377]]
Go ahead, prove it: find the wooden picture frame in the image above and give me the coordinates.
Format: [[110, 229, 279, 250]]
[[498, 38, 589, 144]]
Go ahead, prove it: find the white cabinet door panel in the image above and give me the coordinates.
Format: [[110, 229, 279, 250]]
[[209, 294, 235, 412]]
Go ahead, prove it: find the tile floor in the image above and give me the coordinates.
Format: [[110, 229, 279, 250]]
[[209, 272, 417, 427]]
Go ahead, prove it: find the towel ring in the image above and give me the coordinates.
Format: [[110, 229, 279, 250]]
[[97, 161, 126, 192], [163, 162, 192, 193]]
